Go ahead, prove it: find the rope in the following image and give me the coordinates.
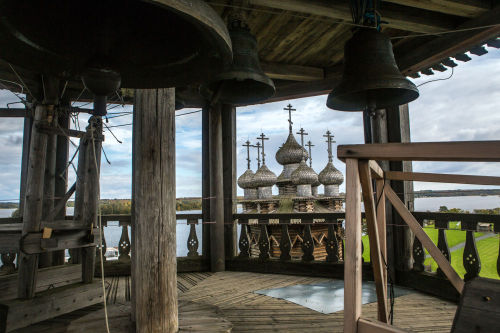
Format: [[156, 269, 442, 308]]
[[417, 67, 454, 87], [90, 120, 111, 333]]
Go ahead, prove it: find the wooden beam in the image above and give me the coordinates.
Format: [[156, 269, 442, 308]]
[[358, 161, 388, 323], [344, 158, 363, 333], [384, 171, 500, 186], [398, 6, 500, 75], [261, 62, 324, 81], [358, 317, 408, 333], [369, 160, 385, 179], [383, 0, 489, 18], [385, 186, 465, 293], [0, 108, 28, 118], [337, 141, 500, 162], [2, 281, 103, 332], [0, 264, 82, 302], [44, 182, 76, 223], [249, 0, 457, 33]]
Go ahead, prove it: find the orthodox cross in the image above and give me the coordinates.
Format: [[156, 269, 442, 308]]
[[284, 104, 296, 133], [305, 140, 314, 167], [256, 133, 269, 164], [296, 127, 308, 147], [323, 130, 336, 162], [242, 140, 252, 170], [252, 142, 261, 169]]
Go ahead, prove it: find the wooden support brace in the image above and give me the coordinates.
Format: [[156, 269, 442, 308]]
[[385, 186, 465, 293], [344, 158, 363, 333], [44, 182, 76, 222], [358, 160, 388, 323], [1, 281, 103, 332], [384, 171, 500, 186]]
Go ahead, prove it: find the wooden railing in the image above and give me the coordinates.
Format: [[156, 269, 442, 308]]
[[0, 213, 206, 276]]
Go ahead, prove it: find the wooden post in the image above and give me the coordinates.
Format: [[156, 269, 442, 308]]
[[202, 106, 211, 259], [344, 158, 362, 333], [222, 104, 237, 259], [209, 103, 225, 271], [81, 117, 102, 283], [17, 103, 50, 298], [52, 106, 70, 266], [133, 88, 178, 332], [19, 103, 33, 215], [386, 104, 414, 272], [39, 112, 57, 268], [371, 109, 395, 282]]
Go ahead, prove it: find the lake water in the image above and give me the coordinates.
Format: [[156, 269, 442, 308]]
[[1, 195, 498, 258]]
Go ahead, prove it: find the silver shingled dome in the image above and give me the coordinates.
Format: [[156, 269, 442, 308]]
[[318, 162, 344, 186], [253, 164, 277, 187], [276, 133, 308, 165], [237, 169, 257, 189], [291, 160, 318, 185]]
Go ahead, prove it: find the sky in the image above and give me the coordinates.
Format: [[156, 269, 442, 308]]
[[0, 46, 499, 201]]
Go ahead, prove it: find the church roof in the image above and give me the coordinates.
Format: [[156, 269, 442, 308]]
[[291, 160, 318, 185], [318, 162, 344, 186], [275, 133, 308, 165], [237, 169, 257, 189], [253, 164, 277, 187]]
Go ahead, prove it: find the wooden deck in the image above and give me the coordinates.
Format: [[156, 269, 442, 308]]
[[13, 271, 457, 332]]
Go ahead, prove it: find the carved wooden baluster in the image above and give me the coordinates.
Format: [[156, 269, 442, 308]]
[[96, 224, 107, 263], [436, 218, 451, 277], [0, 253, 16, 274], [118, 224, 131, 262], [280, 218, 292, 261], [187, 218, 199, 257], [326, 219, 339, 263], [301, 219, 315, 262], [238, 218, 250, 258], [462, 220, 481, 281], [412, 218, 426, 272], [258, 219, 270, 260]]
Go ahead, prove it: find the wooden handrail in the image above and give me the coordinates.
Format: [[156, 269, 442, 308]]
[[337, 141, 500, 162]]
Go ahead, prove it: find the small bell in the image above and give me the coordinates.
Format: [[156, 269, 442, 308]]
[[200, 20, 275, 104], [327, 28, 419, 111]]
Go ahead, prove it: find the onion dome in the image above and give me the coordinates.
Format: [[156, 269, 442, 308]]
[[238, 169, 256, 189], [312, 171, 321, 187], [319, 162, 344, 186], [276, 133, 308, 165], [253, 164, 277, 187], [291, 160, 318, 185]]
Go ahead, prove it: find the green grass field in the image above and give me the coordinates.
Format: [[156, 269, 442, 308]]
[[361, 226, 498, 280]]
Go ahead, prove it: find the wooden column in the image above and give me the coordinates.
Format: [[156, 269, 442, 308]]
[[133, 88, 178, 332], [371, 109, 395, 282], [17, 103, 50, 298], [386, 104, 414, 272], [344, 159, 362, 333], [19, 105, 33, 215], [81, 117, 102, 283], [222, 104, 237, 259], [52, 106, 70, 266], [209, 103, 225, 271], [202, 106, 211, 259], [39, 112, 57, 268]]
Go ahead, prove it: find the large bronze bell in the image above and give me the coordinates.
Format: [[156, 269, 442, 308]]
[[0, 0, 232, 115], [201, 20, 275, 104], [327, 28, 419, 111]]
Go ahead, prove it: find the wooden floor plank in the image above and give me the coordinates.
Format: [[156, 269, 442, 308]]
[[11, 271, 457, 333]]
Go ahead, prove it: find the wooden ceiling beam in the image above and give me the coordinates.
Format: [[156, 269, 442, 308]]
[[397, 6, 500, 75], [261, 62, 324, 81], [383, 0, 490, 18], [249, 0, 458, 33]]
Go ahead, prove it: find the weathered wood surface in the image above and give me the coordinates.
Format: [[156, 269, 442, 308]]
[[0, 264, 82, 302], [17, 104, 50, 298], [4, 281, 103, 332], [133, 88, 178, 332], [210, 103, 225, 271], [9, 272, 458, 333]]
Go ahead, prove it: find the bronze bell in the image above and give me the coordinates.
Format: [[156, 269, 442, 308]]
[[327, 28, 419, 111], [201, 20, 275, 104], [0, 0, 232, 115]]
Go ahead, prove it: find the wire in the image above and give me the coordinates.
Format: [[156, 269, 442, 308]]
[[417, 67, 454, 87], [8, 63, 35, 102], [391, 24, 500, 40], [103, 122, 123, 144]]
